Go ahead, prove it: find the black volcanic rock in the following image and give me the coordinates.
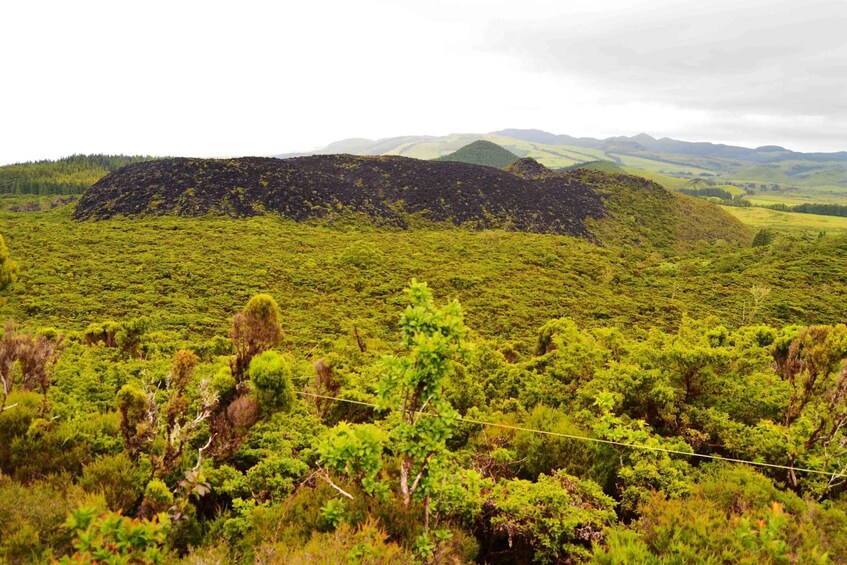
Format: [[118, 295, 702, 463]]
[[73, 154, 753, 247], [74, 155, 608, 238]]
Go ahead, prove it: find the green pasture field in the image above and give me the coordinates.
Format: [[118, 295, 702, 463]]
[[723, 205, 847, 234]]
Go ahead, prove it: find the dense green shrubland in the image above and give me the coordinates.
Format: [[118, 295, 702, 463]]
[[1, 207, 842, 348], [1, 211, 847, 562]]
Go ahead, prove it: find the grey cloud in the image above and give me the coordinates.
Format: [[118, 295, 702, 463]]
[[485, 0, 847, 116]]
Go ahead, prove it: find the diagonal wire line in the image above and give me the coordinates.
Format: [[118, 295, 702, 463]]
[[297, 390, 847, 479]]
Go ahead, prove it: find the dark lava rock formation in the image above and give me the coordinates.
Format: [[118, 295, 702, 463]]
[[73, 154, 752, 247], [74, 155, 609, 237], [505, 157, 553, 179]]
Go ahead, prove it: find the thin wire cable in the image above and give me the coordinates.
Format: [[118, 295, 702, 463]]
[[297, 390, 847, 479]]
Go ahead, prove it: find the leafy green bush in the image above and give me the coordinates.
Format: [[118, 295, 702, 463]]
[[267, 518, 413, 564], [752, 228, 775, 247], [116, 384, 152, 459], [80, 452, 147, 513], [58, 506, 171, 564], [249, 351, 294, 414], [0, 475, 100, 563], [0, 391, 41, 471], [0, 232, 18, 297], [231, 294, 282, 383], [485, 470, 616, 563], [338, 240, 385, 270], [211, 365, 237, 405], [245, 454, 309, 502], [139, 478, 174, 518], [513, 404, 616, 485]]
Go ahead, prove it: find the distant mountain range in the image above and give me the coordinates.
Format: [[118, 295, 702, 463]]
[[277, 129, 847, 192], [282, 129, 847, 163], [492, 129, 847, 162]]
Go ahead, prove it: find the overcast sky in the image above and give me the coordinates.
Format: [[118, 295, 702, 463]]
[[2, 0, 845, 164]]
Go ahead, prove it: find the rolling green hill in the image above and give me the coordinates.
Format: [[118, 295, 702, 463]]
[[434, 140, 519, 168]]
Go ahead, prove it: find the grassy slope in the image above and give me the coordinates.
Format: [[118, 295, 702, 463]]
[[671, 194, 753, 244], [606, 153, 714, 176], [477, 135, 716, 174], [621, 167, 690, 190], [564, 161, 627, 174], [384, 134, 484, 159], [723, 205, 847, 234], [580, 170, 752, 250], [435, 140, 519, 168], [0, 193, 76, 211], [713, 183, 746, 196], [744, 186, 847, 206]]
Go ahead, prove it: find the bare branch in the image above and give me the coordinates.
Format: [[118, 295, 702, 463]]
[[192, 435, 214, 472], [412, 394, 434, 425], [317, 468, 355, 500], [409, 451, 436, 496]]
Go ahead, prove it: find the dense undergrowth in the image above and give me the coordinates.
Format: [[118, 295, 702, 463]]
[[0, 206, 838, 346], [1, 204, 847, 563]]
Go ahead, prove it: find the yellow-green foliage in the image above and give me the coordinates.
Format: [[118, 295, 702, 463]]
[[671, 193, 754, 245], [0, 475, 104, 563], [141, 479, 174, 515], [587, 174, 753, 249], [267, 519, 414, 564], [0, 235, 18, 291], [0, 233, 18, 297], [4, 208, 844, 356], [487, 470, 616, 563], [249, 351, 294, 413], [595, 464, 847, 563], [5, 199, 847, 563], [80, 452, 147, 513]]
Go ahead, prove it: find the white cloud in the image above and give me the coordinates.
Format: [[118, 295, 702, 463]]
[[1, 0, 844, 164]]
